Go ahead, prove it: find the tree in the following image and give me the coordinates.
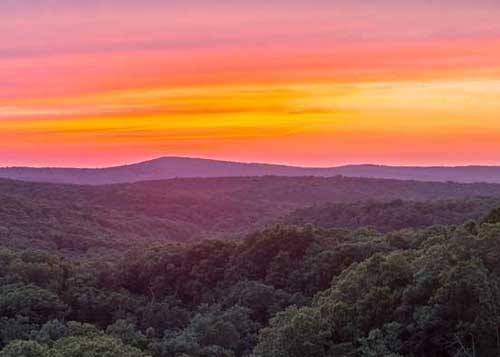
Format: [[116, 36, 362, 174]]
[[50, 335, 150, 357], [265, 252, 291, 289], [254, 306, 332, 357], [0, 340, 49, 357], [157, 305, 258, 357], [106, 320, 149, 350], [482, 207, 500, 225], [0, 284, 68, 324], [358, 323, 404, 357], [0, 317, 38, 348]]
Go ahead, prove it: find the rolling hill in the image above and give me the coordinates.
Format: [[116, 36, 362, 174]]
[[282, 197, 500, 233], [2, 175, 500, 255], [2, 157, 500, 184]]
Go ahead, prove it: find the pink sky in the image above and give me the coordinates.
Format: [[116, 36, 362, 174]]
[[2, 0, 500, 167]]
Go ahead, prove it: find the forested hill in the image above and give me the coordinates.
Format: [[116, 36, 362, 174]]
[[3, 175, 500, 355], [284, 197, 500, 232], [2, 157, 500, 184], [3, 176, 500, 255]]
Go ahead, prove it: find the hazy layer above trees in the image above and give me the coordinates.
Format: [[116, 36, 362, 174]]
[[2, 176, 500, 255]]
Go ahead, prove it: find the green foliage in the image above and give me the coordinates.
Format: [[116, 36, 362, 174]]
[[106, 320, 148, 350], [254, 306, 332, 357], [1, 323, 150, 356], [0, 284, 68, 324], [3, 189, 500, 356], [358, 323, 404, 357], [482, 207, 500, 224], [0, 340, 49, 357], [253, 222, 500, 357], [286, 198, 500, 233], [223, 281, 301, 323], [2, 177, 500, 256], [35, 320, 69, 345], [50, 335, 150, 357], [0, 317, 38, 348], [154, 305, 258, 357]]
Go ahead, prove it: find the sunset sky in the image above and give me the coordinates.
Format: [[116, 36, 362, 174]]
[[2, 0, 500, 167]]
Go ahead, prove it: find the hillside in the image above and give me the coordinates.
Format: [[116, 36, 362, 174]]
[[3, 176, 500, 255], [2, 157, 500, 184], [3, 176, 500, 355], [283, 197, 500, 232]]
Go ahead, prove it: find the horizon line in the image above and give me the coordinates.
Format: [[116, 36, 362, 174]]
[[2, 155, 500, 170]]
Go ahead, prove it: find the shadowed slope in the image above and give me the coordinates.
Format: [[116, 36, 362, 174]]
[[2, 175, 500, 255]]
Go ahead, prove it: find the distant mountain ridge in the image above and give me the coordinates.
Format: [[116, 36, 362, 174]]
[[1, 156, 500, 185]]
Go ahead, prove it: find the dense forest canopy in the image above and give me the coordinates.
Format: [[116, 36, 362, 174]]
[[2, 177, 500, 356], [284, 197, 500, 232], [2, 176, 500, 256], [2, 219, 500, 356]]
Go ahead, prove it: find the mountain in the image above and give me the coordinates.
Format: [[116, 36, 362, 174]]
[[2, 157, 500, 184], [3, 175, 500, 255]]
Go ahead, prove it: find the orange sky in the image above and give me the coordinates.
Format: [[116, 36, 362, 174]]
[[2, 1, 500, 167]]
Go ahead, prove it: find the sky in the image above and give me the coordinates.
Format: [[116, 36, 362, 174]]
[[2, 0, 500, 167]]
